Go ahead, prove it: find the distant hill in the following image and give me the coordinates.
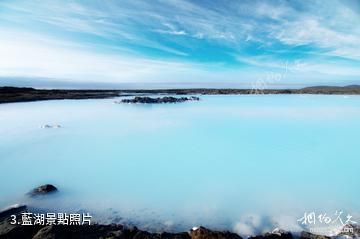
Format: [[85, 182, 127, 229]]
[[302, 85, 360, 90]]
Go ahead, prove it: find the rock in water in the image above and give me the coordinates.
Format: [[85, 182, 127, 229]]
[[120, 96, 200, 104], [28, 184, 58, 197]]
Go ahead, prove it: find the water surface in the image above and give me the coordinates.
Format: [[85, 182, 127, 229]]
[[0, 95, 359, 235]]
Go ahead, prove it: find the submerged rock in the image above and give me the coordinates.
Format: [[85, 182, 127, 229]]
[[120, 96, 200, 104], [41, 124, 62, 129], [28, 184, 58, 197], [190, 226, 242, 239]]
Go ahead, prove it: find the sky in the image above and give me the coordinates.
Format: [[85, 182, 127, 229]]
[[0, 0, 360, 88]]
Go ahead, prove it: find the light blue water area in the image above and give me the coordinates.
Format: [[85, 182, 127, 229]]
[[0, 95, 359, 235]]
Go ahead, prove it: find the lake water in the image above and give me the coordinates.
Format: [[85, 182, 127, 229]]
[[0, 95, 359, 236]]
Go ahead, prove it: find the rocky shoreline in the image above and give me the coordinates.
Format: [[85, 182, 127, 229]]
[[1, 204, 358, 239], [0, 185, 358, 239], [1, 85, 360, 104]]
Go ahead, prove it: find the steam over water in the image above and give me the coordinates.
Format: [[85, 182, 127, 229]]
[[0, 95, 359, 236]]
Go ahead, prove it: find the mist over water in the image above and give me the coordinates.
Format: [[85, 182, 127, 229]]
[[0, 95, 359, 236]]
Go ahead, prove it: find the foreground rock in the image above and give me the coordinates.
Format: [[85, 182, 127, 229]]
[[190, 226, 242, 239], [299, 231, 330, 239], [1, 224, 192, 239], [337, 224, 360, 238], [0, 205, 27, 221], [249, 229, 293, 239], [0, 219, 352, 239], [119, 96, 200, 104], [28, 184, 58, 197], [0, 194, 349, 239], [0, 224, 241, 239]]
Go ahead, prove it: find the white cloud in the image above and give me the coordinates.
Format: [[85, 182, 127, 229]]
[[154, 29, 188, 36], [0, 0, 360, 86], [0, 31, 189, 82], [3, 0, 359, 60], [0, 30, 256, 85]]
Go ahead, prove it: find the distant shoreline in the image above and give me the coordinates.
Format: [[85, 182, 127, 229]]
[[1, 85, 360, 104]]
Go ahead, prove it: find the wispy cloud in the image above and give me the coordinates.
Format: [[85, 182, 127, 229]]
[[0, 29, 250, 85], [0, 0, 359, 86]]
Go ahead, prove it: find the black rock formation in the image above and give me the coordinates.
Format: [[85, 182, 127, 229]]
[[120, 96, 200, 104], [28, 184, 58, 197]]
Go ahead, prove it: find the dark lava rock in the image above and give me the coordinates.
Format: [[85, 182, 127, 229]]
[[0, 208, 44, 239], [128, 227, 190, 239], [120, 96, 200, 104], [299, 231, 330, 239], [28, 184, 58, 197], [2, 222, 340, 239], [337, 224, 360, 238], [249, 229, 292, 239], [32, 225, 127, 239], [132, 230, 156, 239], [0, 224, 43, 239], [160, 232, 191, 239], [0, 87, 121, 104], [0, 205, 30, 238], [0, 205, 27, 220], [0, 223, 192, 239], [190, 226, 242, 239]]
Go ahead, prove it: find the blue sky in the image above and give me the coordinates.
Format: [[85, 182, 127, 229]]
[[0, 0, 360, 88]]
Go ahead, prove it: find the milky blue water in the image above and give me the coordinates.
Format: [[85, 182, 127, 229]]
[[0, 95, 359, 235]]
